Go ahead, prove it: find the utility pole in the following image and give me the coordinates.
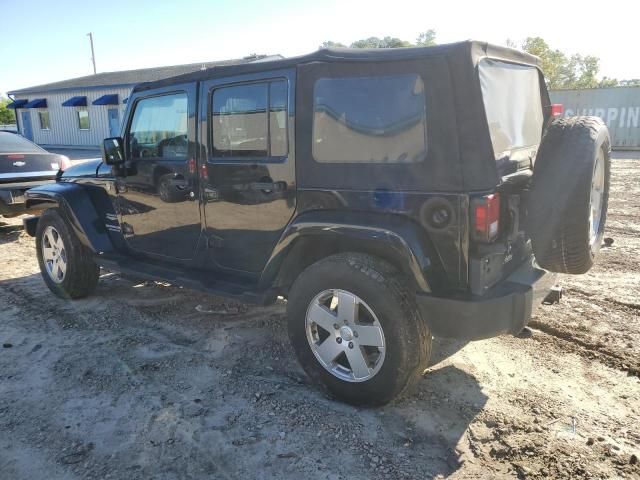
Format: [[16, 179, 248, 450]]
[[87, 32, 97, 75]]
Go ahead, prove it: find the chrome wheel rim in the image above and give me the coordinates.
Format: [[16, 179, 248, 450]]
[[42, 225, 67, 284], [305, 289, 386, 383], [589, 149, 606, 245]]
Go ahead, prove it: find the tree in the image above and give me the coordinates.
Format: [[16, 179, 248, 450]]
[[320, 30, 437, 50], [517, 37, 618, 89], [0, 97, 16, 125], [350, 36, 412, 49], [520, 37, 568, 89], [319, 40, 347, 49], [415, 29, 436, 47]]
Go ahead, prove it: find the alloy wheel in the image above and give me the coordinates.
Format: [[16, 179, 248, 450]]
[[42, 225, 67, 284], [305, 289, 386, 382]]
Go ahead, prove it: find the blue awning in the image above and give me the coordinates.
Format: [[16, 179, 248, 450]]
[[7, 99, 28, 109], [24, 98, 47, 108], [62, 96, 87, 107], [92, 94, 119, 105]]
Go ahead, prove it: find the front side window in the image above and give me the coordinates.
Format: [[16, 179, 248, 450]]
[[38, 110, 50, 130], [128, 93, 188, 160], [312, 74, 427, 163], [77, 110, 90, 130], [211, 80, 288, 159], [479, 59, 544, 160]]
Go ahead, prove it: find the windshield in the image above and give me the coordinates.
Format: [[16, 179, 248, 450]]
[[479, 59, 544, 162], [0, 131, 46, 154]]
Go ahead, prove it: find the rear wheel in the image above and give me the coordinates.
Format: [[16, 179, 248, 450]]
[[287, 253, 431, 406], [35, 208, 99, 299], [527, 116, 611, 274]]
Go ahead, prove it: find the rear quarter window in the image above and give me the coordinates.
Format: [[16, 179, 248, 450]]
[[479, 59, 544, 161], [312, 74, 427, 164]]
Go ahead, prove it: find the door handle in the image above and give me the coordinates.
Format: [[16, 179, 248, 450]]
[[250, 181, 286, 193]]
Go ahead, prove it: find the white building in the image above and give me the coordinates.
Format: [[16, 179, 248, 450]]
[[7, 55, 281, 148]]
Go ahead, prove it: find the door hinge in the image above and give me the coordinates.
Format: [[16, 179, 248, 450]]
[[206, 235, 224, 249]]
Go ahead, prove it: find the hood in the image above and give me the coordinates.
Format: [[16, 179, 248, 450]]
[[59, 158, 103, 179]]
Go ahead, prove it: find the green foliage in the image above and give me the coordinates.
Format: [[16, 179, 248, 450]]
[[350, 36, 413, 49], [0, 97, 16, 125], [415, 30, 437, 47], [521, 37, 568, 89], [319, 40, 347, 49], [518, 37, 637, 89], [320, 30, 436, 50]]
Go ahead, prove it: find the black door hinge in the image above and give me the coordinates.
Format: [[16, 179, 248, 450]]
[[207, 235, 224, 249]]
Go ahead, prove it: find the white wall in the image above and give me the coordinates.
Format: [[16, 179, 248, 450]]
[[15, 87, 131, 147]]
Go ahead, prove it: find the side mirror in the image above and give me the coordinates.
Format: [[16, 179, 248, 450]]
[[102, 137, 124, 165]]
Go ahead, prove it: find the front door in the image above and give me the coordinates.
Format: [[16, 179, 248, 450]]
[[116, 84, 201, 261], [107, 108, 120, 137], [199, 69, 296, 274], [21, 111, 33, 141]]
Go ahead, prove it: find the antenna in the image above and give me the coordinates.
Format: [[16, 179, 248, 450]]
[[87, 32, 97, 75]]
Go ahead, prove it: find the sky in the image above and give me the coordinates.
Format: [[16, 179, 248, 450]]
[[1, 0, 638, 96]]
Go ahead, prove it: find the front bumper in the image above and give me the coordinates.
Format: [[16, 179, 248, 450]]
[[0, 180, 55, 215], [417, 257, 557, 340]]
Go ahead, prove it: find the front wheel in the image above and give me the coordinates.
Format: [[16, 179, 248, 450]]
[[287, 253, 431, 406], [35, 208, 100, 299]]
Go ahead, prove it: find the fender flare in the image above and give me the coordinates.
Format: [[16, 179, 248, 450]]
[[25, 182, 114, 253], [260, 210, 439, 293]]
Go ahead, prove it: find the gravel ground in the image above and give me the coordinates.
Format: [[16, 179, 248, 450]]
[[0, 157, 638, 479]]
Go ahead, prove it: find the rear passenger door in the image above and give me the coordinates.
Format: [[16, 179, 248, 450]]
[[198, 69, 296, 274]]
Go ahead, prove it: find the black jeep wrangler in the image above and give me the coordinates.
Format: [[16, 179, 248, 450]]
[[24, 41, 610, 406]]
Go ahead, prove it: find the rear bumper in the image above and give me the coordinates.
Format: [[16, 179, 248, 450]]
[[0, 180, 55, 215], [417, 257, 557, 340]]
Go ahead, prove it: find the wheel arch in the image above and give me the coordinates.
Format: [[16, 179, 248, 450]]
[[260, 211, 437, 295], [25, 182, 115, 253]]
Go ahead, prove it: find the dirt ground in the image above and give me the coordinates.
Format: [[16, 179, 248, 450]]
[[0, 157, 638, 480]]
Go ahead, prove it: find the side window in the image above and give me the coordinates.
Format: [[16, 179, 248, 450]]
[[312, 74, 427, 163], [128, 93, 188, 160], [77, 110, 90, 130], [38, 111, 50, 130], [211, 79, 288, 159]]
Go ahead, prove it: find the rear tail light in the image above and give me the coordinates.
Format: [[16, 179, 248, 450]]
[[472, 193, 500, 242], [551, 104, 564, 117], [58, 156, 72, 171]]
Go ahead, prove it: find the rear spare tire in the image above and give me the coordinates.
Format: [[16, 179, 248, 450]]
[[527, 116, 610, 274]]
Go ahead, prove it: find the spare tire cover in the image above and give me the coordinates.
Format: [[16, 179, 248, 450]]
[[526, 116, 610, 274]]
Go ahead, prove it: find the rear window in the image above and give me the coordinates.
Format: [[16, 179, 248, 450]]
[[312, 74, 427, 163], [479, 59, 544, 161], [0, 132, 44, 153]]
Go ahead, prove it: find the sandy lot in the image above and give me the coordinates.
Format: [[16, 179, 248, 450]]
[[0, 158, 638, 479]]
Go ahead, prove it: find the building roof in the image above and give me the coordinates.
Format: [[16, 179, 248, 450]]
[[8, 55, 283, 95]]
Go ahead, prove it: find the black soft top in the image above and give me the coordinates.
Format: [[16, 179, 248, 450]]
[[132, 41, 547, 193], [134, 41, 540, 93]]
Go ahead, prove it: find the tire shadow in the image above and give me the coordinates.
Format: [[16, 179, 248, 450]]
[[429, 336, 469, 367]]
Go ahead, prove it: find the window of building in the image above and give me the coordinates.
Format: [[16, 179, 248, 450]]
[[128, 93, 188, 160], [77, 110, 90, 130], [38, 111, 50, 130], [211, 79, 288, 159], [312, 74, 427, 163]]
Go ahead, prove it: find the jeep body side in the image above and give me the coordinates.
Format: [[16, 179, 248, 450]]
[[24, 41, 610, 405]]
